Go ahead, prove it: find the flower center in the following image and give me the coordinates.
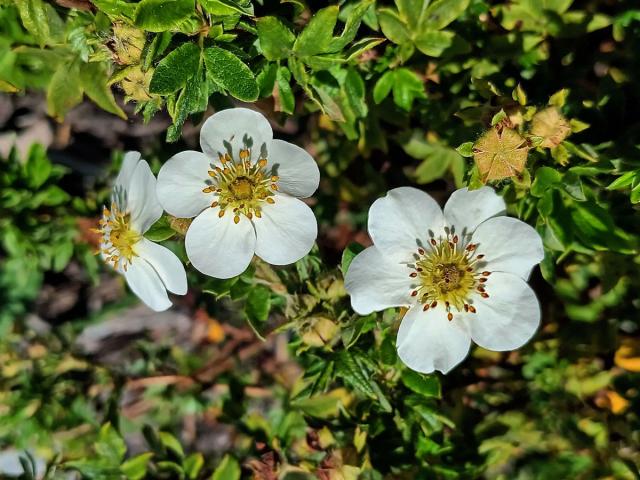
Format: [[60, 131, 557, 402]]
[[98, 202, 141, 271], [409, 232, 491, 321], [202, 139, 278, 225]]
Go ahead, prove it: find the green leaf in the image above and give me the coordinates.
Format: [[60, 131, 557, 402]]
[[246, 285, 271, 325], [203, 46, 258, 101], [135, 0, 194, 32], [422, 0, 470, 30], [96, 423, 127, 465], [571, 202, 634, 252], [343, 68, 367, 118], [531, 166, 562, 197], [17, 0, 64, 47], [183, 453, 204, 480], [341, 242, 365, 275], [212, 455, 241, 480], [456, 141, 474, 158], [47, 63, 83, 121], [158, 431, 184, 458], [121, 453, 154, 480], [80, 62, 126, 119], [392, 68, 425, 111], [257, 16, 295, 61], [149, 43, 201, 95], [276, 66, 295, 114], [378, 8, 411, 45], [414, 30, 456, 57], [328, 0, 374, 52], [145, 216, 176, 242], [373, 70, 394, 104], [293, 5, 339, 56], [401, 370, 441, 398], [24, 144, 51, 189]]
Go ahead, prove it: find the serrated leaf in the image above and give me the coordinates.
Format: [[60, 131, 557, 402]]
[[149, 43, 200, 95], [328, 0, 374, 52], [203, 46, 258, 101], [135, 0, 193, 32], [293, 5, 339, 56], [257, 16, 295, 61], [47, 62, 83, 121], [80, 62, 126, 119]]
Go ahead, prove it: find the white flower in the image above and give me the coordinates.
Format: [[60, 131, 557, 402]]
[[98, 152, 187, 311], [156, 108, 320, 279], [345, 186, 544, 374]]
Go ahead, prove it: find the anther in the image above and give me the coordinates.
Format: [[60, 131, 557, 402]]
[[482, 271, 491, 276], [468, 305, 476, 313], [453, 235, 459, 243], [464, 304, 469, 312], [218, 210, 225, 218], [266, 197, 275, 204], [208, 171, 216, 177], [234, 215, 240, 224], [430, 239, 437, 246], [423, 304, 430, 311], [477, 254, 485, 259], [480, 293, 489, 298], [410, 272, 418, 278], [211, 201, 219, 208], [258, 159, 267, 168], [271, 184, 278, 191], [411, 291, 418, 297], [418, 248, 425, 255], [430, 301, 437, 309], [447, 312, 453, 321], [479, 278, 487, 283]]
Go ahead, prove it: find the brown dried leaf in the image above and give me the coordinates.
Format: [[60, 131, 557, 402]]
[[473, 127, 529, 182], [530, 106, 571, 148]]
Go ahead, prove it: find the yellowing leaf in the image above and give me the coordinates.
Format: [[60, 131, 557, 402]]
[[530, 107, 571, 148], [473, 127, 529, 182], [605, 390, 629, 414], [614, 343, 640, 372]]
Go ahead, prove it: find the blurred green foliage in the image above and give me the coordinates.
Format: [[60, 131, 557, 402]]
[[1, 0, 640, 478]]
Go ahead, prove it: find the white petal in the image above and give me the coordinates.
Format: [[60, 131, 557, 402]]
[[368, 187, 445, 263], [470, 216, 544, 279], [200, 108, 273, 163], [136, 238, 188, 295], [466, 271, 540, 351], [124, 257, 172, 312], [114, 151, 141, 192], [128, 160, 163, 233], [253, 194, 317, 265], [156, 150, 212, 218], [443, 187, 506, 236], [397, 305, 471, 374], [268, 139, 319, 198], [185, 206, 256, 278], [344, 246, 413, 315]]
